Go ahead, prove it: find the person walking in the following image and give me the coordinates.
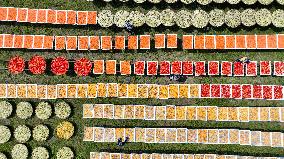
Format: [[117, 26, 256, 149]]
[[117, 137, 130, 147], [125, 20, 134, 34], [117, 138, 123, 146]]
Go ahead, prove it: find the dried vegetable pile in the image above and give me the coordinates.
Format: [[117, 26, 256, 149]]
[[0, 0, 283, 159]]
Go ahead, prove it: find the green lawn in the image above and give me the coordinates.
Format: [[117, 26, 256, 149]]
[[1, 0, 284, 158]]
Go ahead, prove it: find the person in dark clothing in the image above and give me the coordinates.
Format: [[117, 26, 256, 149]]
[[125, 20, 134, 34], [169, 75, 188, 82], [117, 137, 130, 146], [121, 137, 129, 146], [124, 137, 129, 143], [236, 56, 250, 64], [117, 138, 123, 146]]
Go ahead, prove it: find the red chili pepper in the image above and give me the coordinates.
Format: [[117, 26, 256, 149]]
[[8, 56, 25, 74], [74, 58, 92, 76], [28, 55, 46, 74], [51, 57, 69, 75]]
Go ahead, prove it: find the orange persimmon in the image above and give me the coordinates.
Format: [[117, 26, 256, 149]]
[[140, 35, 150, 49], [128, 36, 138, 49], [182, 35, 193, 49], [105, 60, 116, 74], [155, 34, 165, 48]]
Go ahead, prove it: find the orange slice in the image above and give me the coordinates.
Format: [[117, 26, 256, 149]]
[[67, 10, 76, 25], [140, 35, 150, 49], [43, 36, 54, 49], [93, 60, 104, 74], [128, 35, 138, 49], [78, 36, 89, 50], [17, 8, 28, 22], [256, 35, 266, 49], [105, 60, 116, 74], [120, 61, 131, 75], [101, 36, 112, 50], [14, 35, 24, 48], [56, 10, 67, 24], [77, 11, 88, 25], [33, 35, 44, 49], [0, 7, 8, 21], [182, 35, 193, 49], [7, 7, 17, 21], [4, 34, 14, 48], [23, 35, 34, 49], [278, 34, 284, 49], [55, 36, 66, 50], [167, 34, 177, 48], [216, 35, 225, 49], [27, 9, 37, 23], [155, 34, 165, 48], [194, 35, 205, 49], [47, 9, 56, 24], [205, 35, 215, 49], [89, 36, 100, 50], [267, 34, 277, 49], [115, 36, 125, 50], [235, 35, 246, 48], [66, 36, 77, 50], [87, 11, 97, 24], [37, 9, 47, 23], [225, 35, 235, 49], [246, 35, 256, 49]]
